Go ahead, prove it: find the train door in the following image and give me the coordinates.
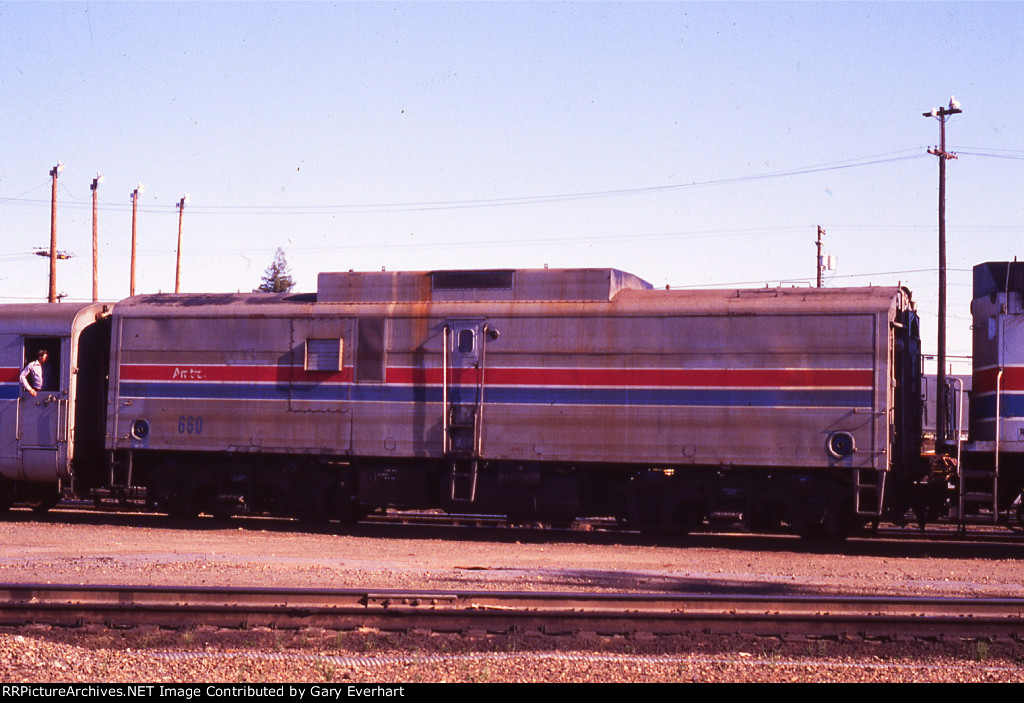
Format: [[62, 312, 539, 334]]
[[17, 336, 64, 482], [288, 318, 352, 452], [443, 320, 486, 502]]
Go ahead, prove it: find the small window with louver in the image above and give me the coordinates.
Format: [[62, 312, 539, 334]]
[[305, 338, 341, 372]]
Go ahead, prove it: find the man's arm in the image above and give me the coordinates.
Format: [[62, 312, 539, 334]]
[[19, 364, 38, 396]]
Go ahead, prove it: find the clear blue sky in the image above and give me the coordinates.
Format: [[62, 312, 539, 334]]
[[2, 2, 1022, 370]]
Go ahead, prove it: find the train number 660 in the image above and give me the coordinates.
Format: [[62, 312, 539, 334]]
[[178, 415, 204, 434]]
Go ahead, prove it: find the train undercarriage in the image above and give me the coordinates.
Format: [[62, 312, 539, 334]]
[[2, 446, 1023, 541], [48, 449, 997, 541]]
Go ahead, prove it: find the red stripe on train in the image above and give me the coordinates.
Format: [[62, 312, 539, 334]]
[[973, 367, 1024, 394], [119, 364, 353, 384], [120, 364, 872, 388]]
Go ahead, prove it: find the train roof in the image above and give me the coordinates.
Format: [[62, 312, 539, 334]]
[[0, 302, 111, 335], [110, 268, 913, 318], [315, 268, 654, 302], [974, 261, 1024, 298]]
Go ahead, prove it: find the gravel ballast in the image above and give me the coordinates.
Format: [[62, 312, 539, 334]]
[[2, 509, 1023, 682]]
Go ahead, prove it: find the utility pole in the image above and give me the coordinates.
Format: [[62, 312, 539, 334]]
[[175, 193, 189, 293], [91, 173, 104, 302], [923, 96, 962, 451], [48, 162, 63, 303], [130, 184, 144, 296], [816, 226, 826, 288]]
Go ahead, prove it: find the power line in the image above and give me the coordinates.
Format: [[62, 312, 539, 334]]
[[952, 145, 1024, 155], [954, 150, 1024, 161], [669, 267, 974, 290], [0, 149, 928, 216], [113, 223, 913, 259]]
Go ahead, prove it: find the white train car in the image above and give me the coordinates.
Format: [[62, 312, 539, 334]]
[[103, 269, 921, 537], [0, 303, 110, 511]]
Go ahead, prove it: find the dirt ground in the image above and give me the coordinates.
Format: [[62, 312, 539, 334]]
[[2, 508, 1024, 682], [1, 507, 1022, 597]]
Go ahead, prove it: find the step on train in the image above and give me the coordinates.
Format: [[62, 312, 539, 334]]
[[1, 261, 1022, 539]]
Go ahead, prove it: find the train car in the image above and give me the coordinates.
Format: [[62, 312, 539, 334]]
[[960, 261, 1024, 523], [102, 268, 922, 537], [0, 302, 110, 511]]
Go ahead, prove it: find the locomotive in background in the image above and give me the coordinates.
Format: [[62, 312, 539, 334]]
[[0, 261, 1021, 539]]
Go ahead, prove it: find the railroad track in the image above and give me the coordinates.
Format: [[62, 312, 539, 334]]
[[2, 584, 1022, 641], [28, 503, 1024, 543]]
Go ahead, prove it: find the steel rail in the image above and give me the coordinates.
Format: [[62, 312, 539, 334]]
[[45, 503, 1024, 541], [1, 584, 1023, 640]]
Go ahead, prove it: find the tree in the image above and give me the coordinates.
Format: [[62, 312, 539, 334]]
[[255, 248, 296, 293]]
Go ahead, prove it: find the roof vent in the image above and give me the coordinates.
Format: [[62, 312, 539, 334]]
[[317, 268, 652, 303]]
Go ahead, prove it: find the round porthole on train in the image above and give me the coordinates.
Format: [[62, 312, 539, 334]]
[[131, 419, 150, 440], [826, 431, 855, 459]]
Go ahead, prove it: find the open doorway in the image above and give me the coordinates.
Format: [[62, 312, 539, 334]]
[[22, 337, 61, 392]]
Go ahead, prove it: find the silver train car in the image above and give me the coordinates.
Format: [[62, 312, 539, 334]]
[[959, 261, 1024, 522], [0, 303, 109, 511], [83, 267, 924, 537]]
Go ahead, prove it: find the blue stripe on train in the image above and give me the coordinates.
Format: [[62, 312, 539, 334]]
[[119, 382, 873, 408], [971, 393, 1024, 420]]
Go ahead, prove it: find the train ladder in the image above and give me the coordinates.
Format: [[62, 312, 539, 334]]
[[108, 450, 133, 489], [448, 458, 479, 503], [957, 371, 1000, 528], [442, 323, 486, 504], [853, 468, 885, 516], [446, 402, 480, 502], [958, 466, 999, 526]]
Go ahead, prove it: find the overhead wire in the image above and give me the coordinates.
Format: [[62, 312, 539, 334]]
[[669, 267, 974, 290], [954, 150, 1024, 161], [4, 145, 1016, 217], [0, 145, 1014, 277], [0, 148, 929, 216]]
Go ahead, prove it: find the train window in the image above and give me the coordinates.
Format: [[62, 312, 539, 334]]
[[305, 339, 342, 372], [457, 328, 475, 355], [22, 337, 61, 391], [355, 318, 386, 383], [432, 270, 514, 290]]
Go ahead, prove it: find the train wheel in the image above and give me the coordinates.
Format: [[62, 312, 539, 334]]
[[0, 482, 14, 514], [797, 500, 856, 542], [1007, 494, 1024, 534], [668, 500, 703, 535], [22, 486, 61, 514], [325, 485, 366, 525]]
